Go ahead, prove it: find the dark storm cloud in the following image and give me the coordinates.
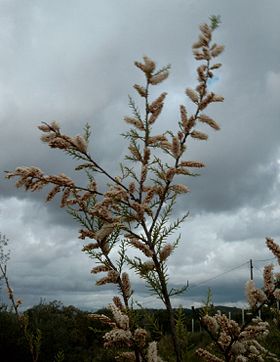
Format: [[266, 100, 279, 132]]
[[0, 0, 280, 310], [2, 0, 280, 214]]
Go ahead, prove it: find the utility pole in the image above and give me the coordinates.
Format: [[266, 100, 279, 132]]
[[249, 259, 253, 280]]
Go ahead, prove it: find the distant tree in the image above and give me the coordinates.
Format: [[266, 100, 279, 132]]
[[0, 233, 21, 315], [0, 309, 30, 362]]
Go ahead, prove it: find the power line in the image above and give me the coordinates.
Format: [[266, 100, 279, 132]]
[[137, 256, 278, 306], [189, 256, 278, 289], [189, 261, 249, 289], [254, 256, 276, 263], [253, 265, 264, 275]]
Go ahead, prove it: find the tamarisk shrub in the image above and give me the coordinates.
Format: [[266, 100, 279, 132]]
[[6, 16, 224, 362]]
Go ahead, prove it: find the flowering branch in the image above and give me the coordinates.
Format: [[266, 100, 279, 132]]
[[6, 17, 224, 362]]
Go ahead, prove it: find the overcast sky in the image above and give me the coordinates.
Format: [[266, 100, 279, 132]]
[[0, 0, 280, 312]]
